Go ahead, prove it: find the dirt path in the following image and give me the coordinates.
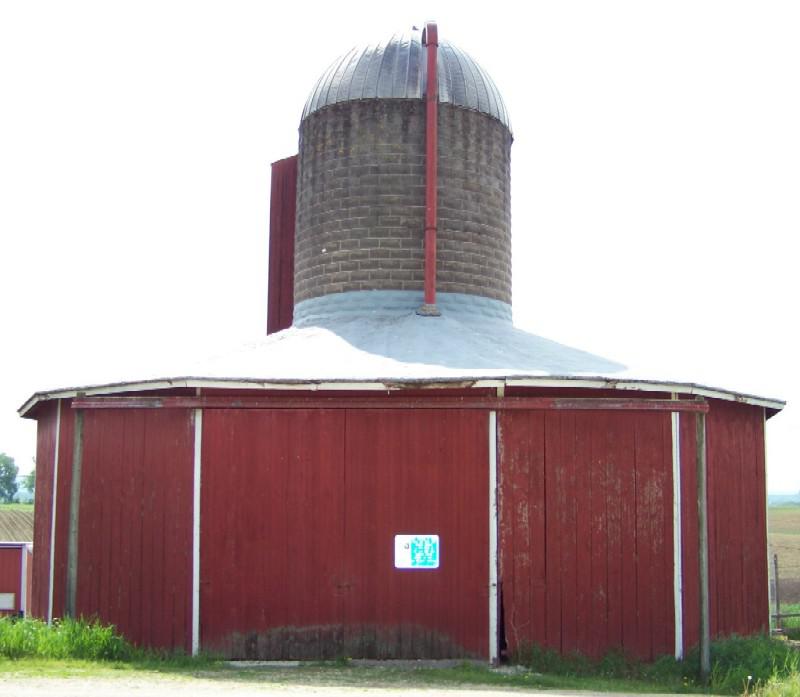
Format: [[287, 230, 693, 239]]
[[0, 673, 573, 697], [0, 672, 687, 697]]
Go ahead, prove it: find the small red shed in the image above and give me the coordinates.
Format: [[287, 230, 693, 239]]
[[19, 25, 783, 663], [0, 542, 33, 618]]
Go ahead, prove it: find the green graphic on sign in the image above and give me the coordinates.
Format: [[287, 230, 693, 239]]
[[409, 536, 438, 567], [394, 534, 440, 569]]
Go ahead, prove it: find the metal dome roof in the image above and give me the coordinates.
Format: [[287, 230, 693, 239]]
[[301, 30, 511, 130]]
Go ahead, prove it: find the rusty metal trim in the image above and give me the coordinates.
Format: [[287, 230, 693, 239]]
[[71, 396, 710, 413]]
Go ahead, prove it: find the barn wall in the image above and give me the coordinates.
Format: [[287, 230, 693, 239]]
[[343, 409, 489, 657], [200, 408, 488, 659], [706, 400, 768, 638], [499, 410, 674, 661], [75, 408, 194, 650], [200, 409, 346, 658], [31, 401, 57, 618], [27, 389, 771, 659], [31, 400, 75, 620], [51, 405, 75, 620], [679, 408, 700, 651]]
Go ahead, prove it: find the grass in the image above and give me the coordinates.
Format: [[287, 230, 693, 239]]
[[775, 602, 800, 640], [513, 635, 800, 695], [0, 616, 132, 660], [756, 672, 800, 697], [0, 502, 34, 512], [1, 618, 799, 695]]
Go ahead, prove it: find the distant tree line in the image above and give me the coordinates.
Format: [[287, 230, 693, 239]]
[[0, 452, 35, 503]]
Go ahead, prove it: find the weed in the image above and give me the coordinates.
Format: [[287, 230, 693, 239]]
[[0, 617, 131, 661], [514, 635, 799, 694], [755, 672, 800, 697]]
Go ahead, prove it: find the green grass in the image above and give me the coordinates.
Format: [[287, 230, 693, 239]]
[[514, 635, 800, 695], [2, 618, 799, 695], [0, 658, 705, 693], [0, 502, 34, 511], [775, 602, 800, 640], [756, 672, 800, 697], [0, 616, 132, 660]]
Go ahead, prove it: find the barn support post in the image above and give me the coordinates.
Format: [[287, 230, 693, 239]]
[[48, 398, 62, 624], [671, 395, 684, 659], [191, 408, 203, 656], [763, 408, 771, 632], [65, 409, 84, 618], [488, 410, 499, 664], [696, 400, 711, 680]]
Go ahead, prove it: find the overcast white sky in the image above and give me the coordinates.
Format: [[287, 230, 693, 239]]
[[1, 1, 798, 492]]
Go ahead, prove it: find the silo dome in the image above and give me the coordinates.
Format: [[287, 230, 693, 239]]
[[294, 28, 513, 313], [302, 32, 511, 129]]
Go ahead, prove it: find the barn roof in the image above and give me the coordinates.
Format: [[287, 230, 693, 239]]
[[18, 291, 785, 416]]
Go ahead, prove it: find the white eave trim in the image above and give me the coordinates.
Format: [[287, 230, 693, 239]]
[[19, 374, 786, 417], [504, 377, 785, 411]]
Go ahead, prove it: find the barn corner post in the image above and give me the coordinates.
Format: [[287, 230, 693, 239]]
[[191, 406, 203, 656], [695, 397, 711, 681], [488, 409, 499, 664], [65, 407, 84, 619], [670, 393, 684, 660], [47, 398, 63, 624]]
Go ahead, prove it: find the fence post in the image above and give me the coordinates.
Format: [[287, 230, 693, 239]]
[[773, 553, 781, 632]]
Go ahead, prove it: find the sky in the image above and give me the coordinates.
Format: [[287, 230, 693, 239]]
[[1, 1, 798, 492]]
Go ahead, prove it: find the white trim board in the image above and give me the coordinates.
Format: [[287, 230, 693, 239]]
[[19, 376, 785, 418]]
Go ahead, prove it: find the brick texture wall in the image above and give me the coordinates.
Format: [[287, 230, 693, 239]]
[[295, 99, 512, 305]]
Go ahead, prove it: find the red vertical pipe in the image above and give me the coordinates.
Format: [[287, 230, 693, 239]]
[[419, 22, 440, 316]]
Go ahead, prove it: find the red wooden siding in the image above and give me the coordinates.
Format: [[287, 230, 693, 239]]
[[51, 406, 75, 621], [499, 410, 674, 661], [0, 547, 22, 615], [679, 407, 700, 651], [25, 547, 33, 614], [31, 401, 57, 618], [267, 154, 297, 334], [201, 408, 488, 659], [342, 410, 488, 658], [76, 409, 194, 650], [200, 409, 346, 658], [31, 400, 74, 620], [706, 400, 768, 638]]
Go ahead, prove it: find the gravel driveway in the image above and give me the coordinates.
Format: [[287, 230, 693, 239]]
[[0, 672, 583, 697]]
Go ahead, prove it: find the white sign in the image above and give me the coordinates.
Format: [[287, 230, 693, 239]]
[[0, 593, 15, 611], [394, 534, 440, 569]]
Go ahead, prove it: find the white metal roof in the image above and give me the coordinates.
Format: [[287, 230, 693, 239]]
[[18, 291, 785, 416]]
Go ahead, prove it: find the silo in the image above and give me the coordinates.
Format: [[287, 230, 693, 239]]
[[293, 31, 513, 308]]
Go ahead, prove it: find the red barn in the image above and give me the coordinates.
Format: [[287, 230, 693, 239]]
[[20, 26, 782, 663]]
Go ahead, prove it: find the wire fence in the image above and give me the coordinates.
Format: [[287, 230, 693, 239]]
[[771, 554, 800, 632]]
